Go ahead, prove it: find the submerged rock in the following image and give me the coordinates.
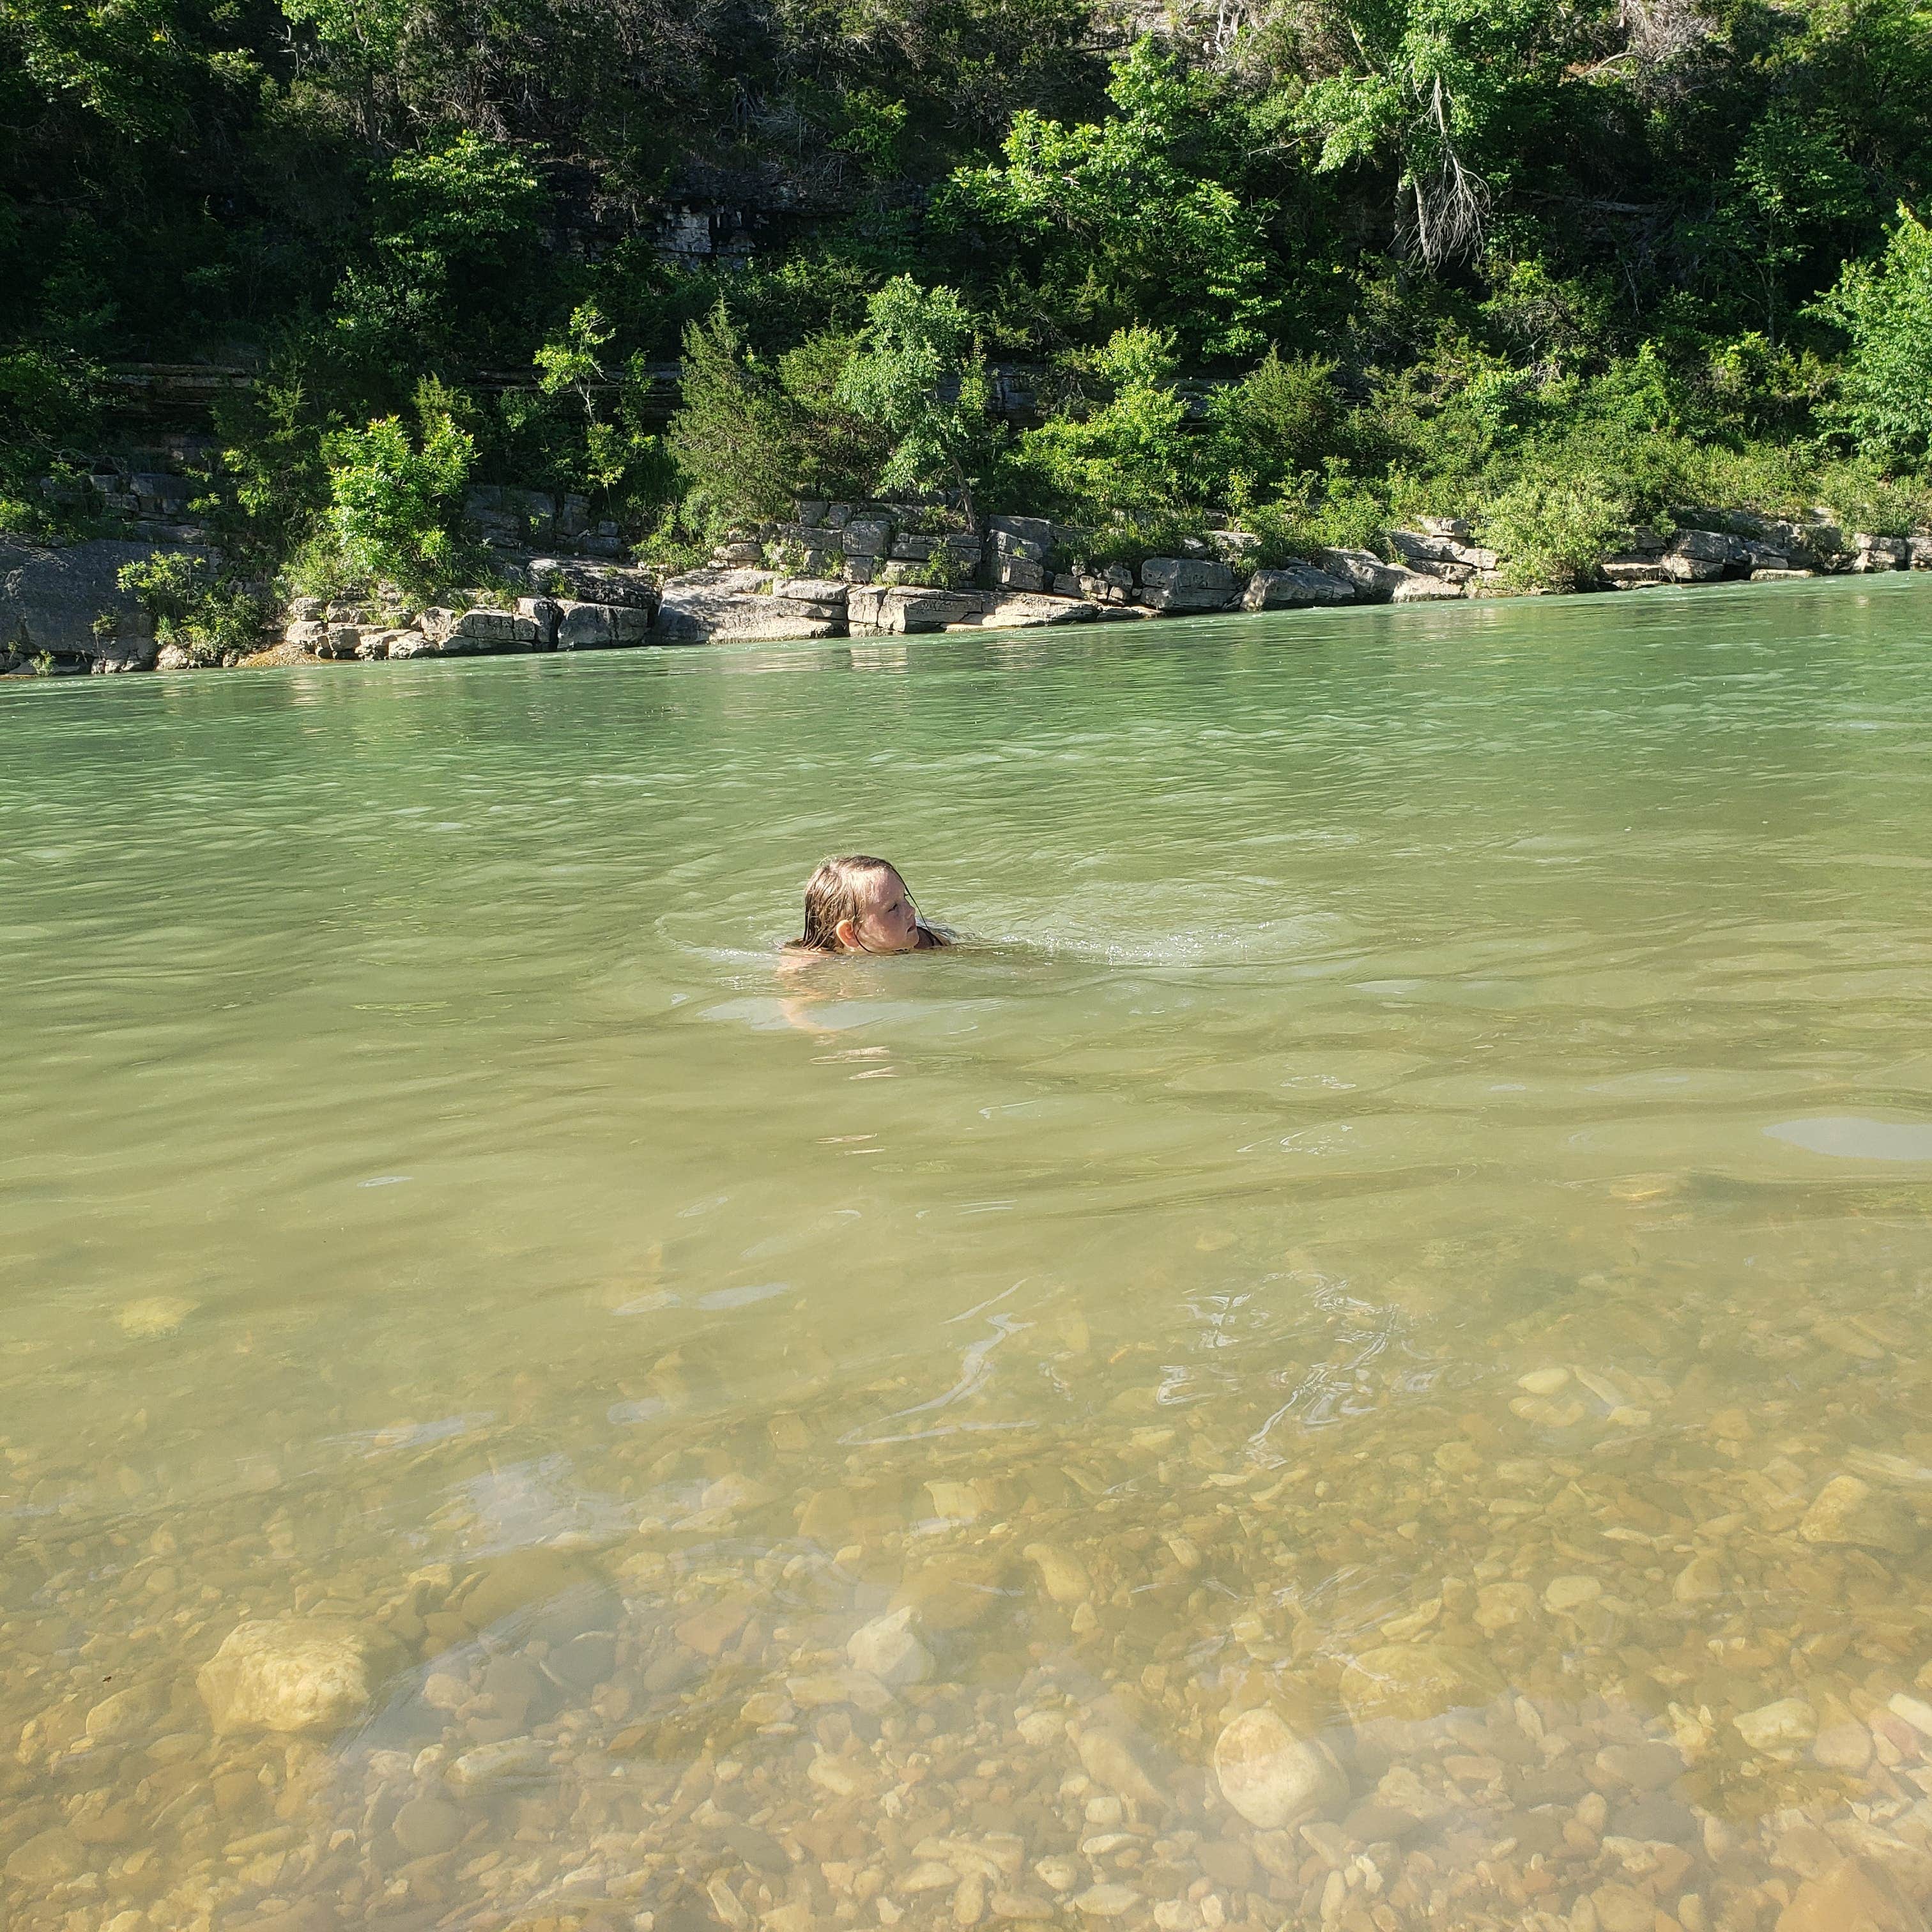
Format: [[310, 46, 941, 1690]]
[[116, 1295, 199, 1338], [447, 1548, 617, 1634], [1517, 1367, 1570, 1395], [846, 1608, 931, 1687], [1073, 1726, 1163, 1806], [197, 1618, 402, 1735], [1474, 1581, 1538, 1633], [1069, 1884, 1142, 1917], [1799, 1475, 1919, 1556], [1814, 1721, 1874, 1772], [3, 1828, 85, 1885], [1544, 1574, 1603, 1613], [1735, 1698, 1816, 1756], [84, 1683, 167, 1744], [1775, 1857, 1927, 1932], [1673, 1554, 1724, 1601], [1212, 1708, 1347, 1828], [448, 1737, 550, 1788], [893, 1552, 1013, 1632], [1022, 1541, 1091, 1605], [1593, 1882, 1657, 1932], [392, 1795, 464, 1856], [1340, 1643, 1503, 1722]]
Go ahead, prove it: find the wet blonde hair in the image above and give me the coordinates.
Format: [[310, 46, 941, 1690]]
[[791, 854, 949, 953]]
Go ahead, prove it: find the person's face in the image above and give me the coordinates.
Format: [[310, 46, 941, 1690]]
[[839, 868, 919, 953]]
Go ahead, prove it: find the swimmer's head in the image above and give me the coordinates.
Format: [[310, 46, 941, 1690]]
[[793, 855, 943, 954]]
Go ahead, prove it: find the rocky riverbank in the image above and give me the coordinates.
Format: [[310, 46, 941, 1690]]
[[6, 493, 1930, 677]]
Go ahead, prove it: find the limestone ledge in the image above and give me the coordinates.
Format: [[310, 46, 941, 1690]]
[[7, 506, 1931, 675]]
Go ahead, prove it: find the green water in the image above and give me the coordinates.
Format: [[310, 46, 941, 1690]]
[[4, 577, 1931, 1932]]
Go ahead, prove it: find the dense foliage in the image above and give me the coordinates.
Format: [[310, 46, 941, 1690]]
[[4, 0, 1931, 579]]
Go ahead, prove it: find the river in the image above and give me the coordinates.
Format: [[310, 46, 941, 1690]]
[[3, 576, 1931, 1932]]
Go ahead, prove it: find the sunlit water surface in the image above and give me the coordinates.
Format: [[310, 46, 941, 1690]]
[[4, 578, 1932, 1932]]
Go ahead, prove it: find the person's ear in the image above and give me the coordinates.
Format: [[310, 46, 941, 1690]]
[[834, 916, 860, 950]]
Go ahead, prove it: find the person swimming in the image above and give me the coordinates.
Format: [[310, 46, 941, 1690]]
[[786, 854, 951, 954]]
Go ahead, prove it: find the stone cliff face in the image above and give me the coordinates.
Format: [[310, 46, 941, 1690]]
[[1, 537, 220, 673]]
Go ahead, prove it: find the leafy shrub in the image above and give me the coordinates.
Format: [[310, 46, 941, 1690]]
[[667, 303, 815, 533], [1060, 510, 1215, 571], [1809, 459, 1932, 538], [631, 511, 712, 578], [1474, 476, 1636, 590], [117, 553, 269, 663], [1814, 206, 1932, 461], [1208, 350, 1342, 499], [317, 380, 477, 591], [1005, 328, 1202, 524], [910, 543, 977, 590], [1245, 470, 1391, 563], [1698, 333, 1835, 443], [834, 278, 997, 523]]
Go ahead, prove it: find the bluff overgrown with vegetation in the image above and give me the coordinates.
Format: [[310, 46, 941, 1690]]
[[6, 0, 1932, 611]]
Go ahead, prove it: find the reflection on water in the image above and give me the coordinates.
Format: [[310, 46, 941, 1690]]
[[1767, 1117, 1932, 1162], [4, 576, 1932, 1932]]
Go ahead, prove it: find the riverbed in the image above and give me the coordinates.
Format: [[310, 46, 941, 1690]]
[[3, 576, 1931, 1932]]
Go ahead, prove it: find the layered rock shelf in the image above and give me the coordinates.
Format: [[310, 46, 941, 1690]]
[[223, 505, 1932, 671], [6, 494, 1931, 677]]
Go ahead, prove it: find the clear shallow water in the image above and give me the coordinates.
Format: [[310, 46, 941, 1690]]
[[3, 576, 1931, 1932]]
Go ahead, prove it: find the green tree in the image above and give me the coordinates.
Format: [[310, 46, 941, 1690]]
[[770, 334, 892, 505], [1208, 350, 1342, 504], [0, 0, 261, 137], [823, 87, 910, 178], [665, 303, 802, 529], [1006, 327, 1199, 523], [319, 380, 476, 588], [943, 41, 1275, 358], [381, 134, 542, 278], [535, 303, 613, 422], [1294, 0, 1572, 268], [334, 135, 544, 364], [210, 378, 334, 571], [833, 279, 995, 526], [1815, 205, 1932, 459], [279, 0, 413, 62], [0, 346, 98, 533], [1715, 110, 1867, 341]]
